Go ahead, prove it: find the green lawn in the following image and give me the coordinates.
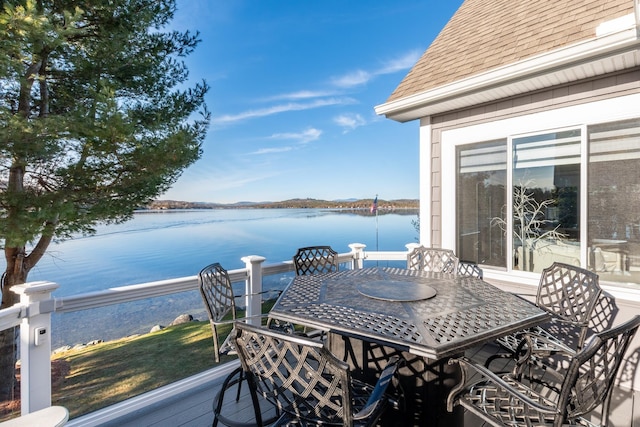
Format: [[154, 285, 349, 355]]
[[51, 320, 229, 419], [0, 302, 281, 422]]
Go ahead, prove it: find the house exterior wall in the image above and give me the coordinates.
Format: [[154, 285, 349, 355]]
[[423, 67, 640, 248], [421, 67, 640, 391]]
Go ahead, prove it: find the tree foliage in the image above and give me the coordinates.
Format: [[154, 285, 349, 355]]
[[0, 0, 209, 401]]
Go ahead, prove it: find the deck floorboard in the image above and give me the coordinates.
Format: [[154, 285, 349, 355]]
[[68, 343, 637, 426]]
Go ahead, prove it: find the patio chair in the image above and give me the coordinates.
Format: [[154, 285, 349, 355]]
[[457, 260, 483, 278], [198, 263, 286, 427], [293, 245, 339, 275], [199, 263, 286, 363], [447, 315, 640, 427], [233, 321, 402, 427], [485, 262, 602, 372], [406, 246, 459, 273]]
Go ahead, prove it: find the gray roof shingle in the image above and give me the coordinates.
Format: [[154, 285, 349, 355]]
[[386, 0, 635, 103]]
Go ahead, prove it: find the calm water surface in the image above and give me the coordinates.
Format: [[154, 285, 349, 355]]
[[12, 209, 419, 347]]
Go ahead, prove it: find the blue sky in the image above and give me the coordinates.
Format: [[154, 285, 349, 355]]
[[161, 1, 463, 203]]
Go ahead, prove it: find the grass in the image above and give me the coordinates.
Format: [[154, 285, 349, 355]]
[[0, 302, 280, 422], [50, 319, 230, 419]]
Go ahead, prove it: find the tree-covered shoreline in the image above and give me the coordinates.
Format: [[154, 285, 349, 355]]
[[146, 198, 419, 211]]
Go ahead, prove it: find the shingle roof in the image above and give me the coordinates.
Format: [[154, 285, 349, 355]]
[[386, 0, 635, 103]]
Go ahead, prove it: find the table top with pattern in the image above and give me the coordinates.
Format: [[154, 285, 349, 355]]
[[269, 267, 549, 359]]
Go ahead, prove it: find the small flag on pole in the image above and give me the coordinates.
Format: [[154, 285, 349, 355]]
[[370, 195, 378, 214]]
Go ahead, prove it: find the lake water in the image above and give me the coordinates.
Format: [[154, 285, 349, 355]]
[[12, 209, 419, 348]]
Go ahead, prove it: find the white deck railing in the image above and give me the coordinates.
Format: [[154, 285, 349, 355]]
[[0, 242, 419, 416]]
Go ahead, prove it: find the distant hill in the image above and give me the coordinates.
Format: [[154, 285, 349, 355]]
[[145, 198, 418, 211]]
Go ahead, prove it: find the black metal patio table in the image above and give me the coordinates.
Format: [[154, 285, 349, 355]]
[[269, 267, 549, 426]]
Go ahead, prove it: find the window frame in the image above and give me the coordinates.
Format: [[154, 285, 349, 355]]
[[439, 93, 640, 289], [508, 125, 587, 272]]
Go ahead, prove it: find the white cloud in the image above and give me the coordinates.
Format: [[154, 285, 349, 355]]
[[331, 70, 372, 88], [250, 147, 294, 155], [269, 128, 322, 144], [250, 128, 322, 155], [263, 90, 342, 101], [330, 49, 420, 88], [375, 50, 422, 75], [333, 114, 366, 133], [166, 168, 279, 197], [212, 98, 355, 125]]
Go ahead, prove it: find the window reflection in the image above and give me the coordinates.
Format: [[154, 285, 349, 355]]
[[456, 140, 507, 267], [455, 119, 640, 287], [588, 118, 640, 284], [512, 130, 581, 272]]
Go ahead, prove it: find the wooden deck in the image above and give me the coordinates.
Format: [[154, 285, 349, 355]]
[[67, 343, 639, 427]]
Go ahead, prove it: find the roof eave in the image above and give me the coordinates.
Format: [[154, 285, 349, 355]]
[[375, 24, 640, 123]]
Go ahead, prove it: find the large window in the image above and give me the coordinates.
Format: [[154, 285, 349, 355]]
[[588, 118, 640, 284], [454, 118, 640, 286], [456, 140, 507, 267], [511, 130, 581, 272]]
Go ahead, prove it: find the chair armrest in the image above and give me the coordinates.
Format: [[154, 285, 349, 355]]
[[236, 289, 282, 299], [447, 356, 559, 416], [511, 326, 579, 376], [353, 356, 401, 420], [519, 326, 577, 355]]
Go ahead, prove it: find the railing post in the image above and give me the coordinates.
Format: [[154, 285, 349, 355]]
[[12, 281, 59, 414], [241, 255, 265, 325], [348, 243, 366, 269], [406, 243, 421, 252]]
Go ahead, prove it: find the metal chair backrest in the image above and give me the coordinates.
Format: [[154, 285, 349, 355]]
[[457, 260, 483, 279], [198, 263, 237, 362], [453, 315, 640, 427], [560, 315, 640, 425], [293, 245, 339, 275], [199, 263, 236, 324], [536, 262, 602, 349], [407, 246, 459, 273], [234, 321, 355, 426]]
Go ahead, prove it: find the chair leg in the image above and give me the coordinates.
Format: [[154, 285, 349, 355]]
[[212, 366, 244, 427], [235, 369, 243, 402], [212, 366, 278, 427]]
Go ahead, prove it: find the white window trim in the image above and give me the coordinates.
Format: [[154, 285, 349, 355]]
[[440, 92, 640, 298], [419, 117, 432, 245]]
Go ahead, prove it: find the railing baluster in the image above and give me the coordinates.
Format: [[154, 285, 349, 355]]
[[241, 255, 266, 325], [12, 281, 59, 414]]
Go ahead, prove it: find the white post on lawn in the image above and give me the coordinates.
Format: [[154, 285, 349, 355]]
[[241, 255, 265, 325], [13, 281, 59, 414]]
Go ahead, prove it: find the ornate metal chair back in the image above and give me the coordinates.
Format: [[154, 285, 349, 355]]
[[536, 262, 602, 349], [457, 260, 483, 278], [560, 315, 640, 425], [451, 315, 640, 427], [407, 246, 459, 274], [198, 263, 237, 362], [293, 245, 339, 275], [234, 321, 355, 426], [233, 321, 400, 427]]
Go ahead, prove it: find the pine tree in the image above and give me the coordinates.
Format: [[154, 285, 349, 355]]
[[0, 0, 209, 402]]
